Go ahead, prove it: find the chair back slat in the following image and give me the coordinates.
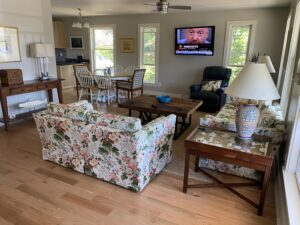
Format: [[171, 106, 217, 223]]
[[94, 75, 112, 90], [124, 66, 137, 76], [132, 69, 146, 89], [111, 65, 124, 75], [74, 65, 94, 88]]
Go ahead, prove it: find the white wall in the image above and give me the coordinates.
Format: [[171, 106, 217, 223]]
[[57, 7, 289, 95], [0, 0, 56, 119]]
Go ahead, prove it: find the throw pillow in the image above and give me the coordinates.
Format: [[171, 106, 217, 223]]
[[202, 80, 222, 92]]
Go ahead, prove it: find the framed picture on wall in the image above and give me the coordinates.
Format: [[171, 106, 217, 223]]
[[70, 36, 84, 49], [120, 38, 134, 53], [0, 26, 21, 63]]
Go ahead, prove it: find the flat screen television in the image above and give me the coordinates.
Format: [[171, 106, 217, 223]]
[[175, 26, 215, 56]]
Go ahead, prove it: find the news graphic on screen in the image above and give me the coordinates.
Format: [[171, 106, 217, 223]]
[[175, 26, 215, 56]]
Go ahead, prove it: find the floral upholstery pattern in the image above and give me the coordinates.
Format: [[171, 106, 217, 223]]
[[87, 110, 142, 132], [201, 80, 222, 92], [47, 101, 94, 121], [33, 102, 176, 192], [200, 102, 285, 181]]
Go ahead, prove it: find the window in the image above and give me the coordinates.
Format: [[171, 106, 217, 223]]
[[223, 21, 257, 83], [138, 24, 160, 85], [90, 26, 116, 71]]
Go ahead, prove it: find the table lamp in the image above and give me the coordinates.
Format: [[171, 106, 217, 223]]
[[29, 43, 55, 80], [257, 55, 276, 73], [225, 63, 280, 142]]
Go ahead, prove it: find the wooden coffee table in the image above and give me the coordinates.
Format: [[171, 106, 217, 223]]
[[183, 126, 274, 216], [118, 95, 202, 139]]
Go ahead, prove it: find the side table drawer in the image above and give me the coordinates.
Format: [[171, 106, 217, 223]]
[[37, 82, 58, 90], [10, 85, 37, 95]]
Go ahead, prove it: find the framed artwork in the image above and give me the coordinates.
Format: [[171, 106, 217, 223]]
[[0, 26, 21, 63], [120, 38, 134, 53], [70, 36, 84, 49]]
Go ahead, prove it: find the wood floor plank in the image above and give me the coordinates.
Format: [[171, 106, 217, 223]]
[[35, 167, 79, 185], [0, 90, 276, 225], [62, 192, 113, 216]]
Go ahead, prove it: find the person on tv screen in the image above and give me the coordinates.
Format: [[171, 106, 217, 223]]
[[179, 28, 211, 44]]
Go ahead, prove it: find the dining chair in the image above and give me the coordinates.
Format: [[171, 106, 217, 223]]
[[94, 74, 114, 104], [73, 64, 91, 98], [124, 65, 137, 76], [74, 66, 94, 103], [111, 65, 124, 75], [116, 69, 146, 103]]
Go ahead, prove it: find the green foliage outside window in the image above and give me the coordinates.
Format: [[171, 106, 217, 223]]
[[228, 26, 251, 83], [142, 28, 157, 84]]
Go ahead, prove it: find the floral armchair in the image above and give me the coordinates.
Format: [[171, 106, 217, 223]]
[[33, 101, 176, 192], [200, 102, 285, 180]]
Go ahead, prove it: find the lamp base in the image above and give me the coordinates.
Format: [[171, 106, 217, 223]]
[[235, 103, 259, 142], [234, 135, 253, 144], [39, 76, 50, 81]]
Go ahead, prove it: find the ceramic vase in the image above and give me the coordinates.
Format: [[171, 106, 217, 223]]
[[235, 104, 260, 142]]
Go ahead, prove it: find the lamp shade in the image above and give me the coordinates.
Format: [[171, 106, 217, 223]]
[[225, 63, 280, 101], [29, 43, 55, 58], [257, 55, 276, 73]]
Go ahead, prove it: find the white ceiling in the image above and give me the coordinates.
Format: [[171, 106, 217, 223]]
[[51, 0, 292, 17]]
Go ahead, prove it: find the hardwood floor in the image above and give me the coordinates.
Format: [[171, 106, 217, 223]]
[[0, 90, 276, 225]]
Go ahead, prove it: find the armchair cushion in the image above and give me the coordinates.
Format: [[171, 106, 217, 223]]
[[201, 80, 222, 92], [117, 80, 132, 89], [190, 90, 219, 102]]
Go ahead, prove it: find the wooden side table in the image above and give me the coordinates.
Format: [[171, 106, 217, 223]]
[[183, 126, 274, 216]]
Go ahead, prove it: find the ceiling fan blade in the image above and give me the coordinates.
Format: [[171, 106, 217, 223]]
[[144, 3, 156, 6], [169, 5, 192, 10]]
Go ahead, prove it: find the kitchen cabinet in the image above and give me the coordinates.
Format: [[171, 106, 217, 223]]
[[53, 21, 66, 48], [57, 65, 76, 89]]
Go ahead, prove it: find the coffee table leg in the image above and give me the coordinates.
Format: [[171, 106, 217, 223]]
[[129, 109, 132, 116], [258, 166, 271, 215], [195, 156, 200, 172], [183, 150, 190, 193]]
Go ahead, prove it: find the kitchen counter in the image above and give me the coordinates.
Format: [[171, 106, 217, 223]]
[[56, 58, 89, 66]]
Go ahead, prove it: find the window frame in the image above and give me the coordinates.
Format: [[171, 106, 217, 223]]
[[222, 20, 257, 78], [90, 24, 116, 72], [138, 23, 160, 86]]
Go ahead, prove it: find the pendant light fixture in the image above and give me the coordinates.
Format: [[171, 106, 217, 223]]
[[72, 8, 90, 29]]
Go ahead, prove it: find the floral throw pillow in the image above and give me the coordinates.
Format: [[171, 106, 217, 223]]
[[202, 80, 222, 92]]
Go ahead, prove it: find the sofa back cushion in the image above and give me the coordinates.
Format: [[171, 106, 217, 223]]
[[257, 103, 284, 128], [87, 110, 142, 132], [47, 101, 93, 121]]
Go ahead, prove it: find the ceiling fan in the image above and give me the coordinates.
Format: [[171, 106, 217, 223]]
[[144, 0, 192, 14]]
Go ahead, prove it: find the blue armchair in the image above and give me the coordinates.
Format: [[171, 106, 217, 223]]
[[190, 66, 232, 113]]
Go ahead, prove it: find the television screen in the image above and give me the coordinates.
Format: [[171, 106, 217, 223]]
[[175, 26, 215, 56]]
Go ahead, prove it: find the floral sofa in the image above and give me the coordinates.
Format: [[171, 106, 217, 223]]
[[33, 101, 176, 192], [200, 102, 285, 180]]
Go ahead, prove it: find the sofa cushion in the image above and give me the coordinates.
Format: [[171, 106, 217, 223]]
[[47, 101, 93, 121], [202, 80, 222, 92], [86, 110, 142, 132]]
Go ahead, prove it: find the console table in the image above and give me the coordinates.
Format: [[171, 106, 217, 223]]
[[0, 78, 63, 131]]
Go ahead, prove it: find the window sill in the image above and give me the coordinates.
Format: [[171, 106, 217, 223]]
[[283, 169, 300, 225]]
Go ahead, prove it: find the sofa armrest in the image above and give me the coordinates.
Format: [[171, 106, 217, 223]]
[[216, 88, 225, 95], [190, 84, 201, 93]]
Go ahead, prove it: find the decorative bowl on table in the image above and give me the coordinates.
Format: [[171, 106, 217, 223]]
[[156, 95, 172, 103]]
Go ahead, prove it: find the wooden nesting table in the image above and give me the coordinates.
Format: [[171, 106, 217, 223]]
[[183, 126, 274, 216], [118, 95, 202, 139]]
